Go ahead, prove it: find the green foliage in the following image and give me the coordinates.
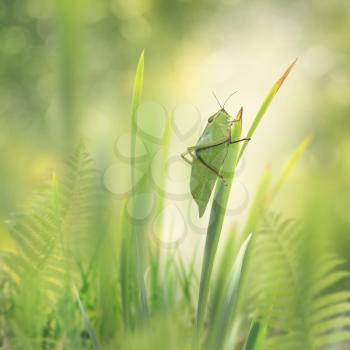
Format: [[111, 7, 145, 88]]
[[206, 234, 253, 350], [0, 0, 349, 348], [238, 59, 298, 162], [250, 213, 350, 349], [1, 51, 347, 350], [129, 50, 149, 323], [195, 107, 244, 344], [244, 321, 267, 350], [0, 146, 102, 349], [195, 59, 297, 345]]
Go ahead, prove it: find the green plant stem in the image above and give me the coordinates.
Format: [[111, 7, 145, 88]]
[[195, 60, 297, 347], [73, 286, 99, 350], [195, 108, 243, 344], [120, 203, 131, 332], [207, 234, 253, 350], [243, 321, 267, 350], [129, 51, 149, 323]]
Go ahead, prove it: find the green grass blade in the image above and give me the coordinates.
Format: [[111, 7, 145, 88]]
[[149, 113, 172, 312], [238, 59, 298, 162], [237, 139, 309, 305], [73, 285, 99, 350], [207, 233, 253, 350], [173, 249, 193, 304], [239, 166, 270, 245], [195, 108, 243, 344], [239, 137, 309, 248], [120, 203, 131, 332], [129, 51, 149, 322], [269, 136, 311, 201], [131, 50, 145, 130], [243, 321, 267, 350], [209, 225, 237, 326]]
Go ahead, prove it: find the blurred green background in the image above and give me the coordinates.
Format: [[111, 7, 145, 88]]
[[0, 0, 349, 261], [1, 1, 350, 349]]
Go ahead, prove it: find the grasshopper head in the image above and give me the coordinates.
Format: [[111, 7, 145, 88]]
[[210, 90, 239, 123], [207, 108, 230, 123]]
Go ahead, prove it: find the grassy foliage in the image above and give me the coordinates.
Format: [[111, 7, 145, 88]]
[[195, 60, 298, 345], [1, 52, 349, 350], [250, 213, 350, 349], [1, 146, 102, 349]]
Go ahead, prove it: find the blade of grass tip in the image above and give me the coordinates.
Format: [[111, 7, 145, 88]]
[[73, 285, 99, 350], [195, 108, 243, 346], [129, 51, 149, 322], [238, 58, 298, 162], [206, 234, 253, 350], [243, 321, 267, 350], [130, 50, 145, 189], [269, 136, 311, 201], [131, 50, 145, 124]]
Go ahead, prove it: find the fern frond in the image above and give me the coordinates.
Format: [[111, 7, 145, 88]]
[[1, 145, 102, 349], [250, 212, 350, 350]]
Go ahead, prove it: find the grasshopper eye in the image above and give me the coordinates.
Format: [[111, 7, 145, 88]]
[[208, 115, 215, 123]]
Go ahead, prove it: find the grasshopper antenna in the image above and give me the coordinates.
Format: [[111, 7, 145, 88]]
[[223, 90, 239, 109], [212, 91, 223, 109]]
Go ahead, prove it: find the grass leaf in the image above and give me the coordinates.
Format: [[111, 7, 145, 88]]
[[129, 50, 149, 323], [243, 321, 267, 350], [207, 233, 253, 350], [269, 136, 311, 201], [238, 59, 298, 161]]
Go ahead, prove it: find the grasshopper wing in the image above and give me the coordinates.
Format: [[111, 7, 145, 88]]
[[190, 157, 218, 217], [190, 142, 228, 217]]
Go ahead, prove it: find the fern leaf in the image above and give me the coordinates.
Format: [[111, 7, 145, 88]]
[[250, 212, 350, 350]]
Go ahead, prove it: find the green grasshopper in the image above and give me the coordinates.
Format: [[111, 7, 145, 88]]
[[181, 96, 250, 217]]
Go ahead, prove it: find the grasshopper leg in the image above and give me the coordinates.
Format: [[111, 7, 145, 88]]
[[181, 151, 193, 165], [229, 137, 251, 144], [183, 136, 249, 178], [181, 147, 225, 181], [196, 153, 225, 181], [187, 137, 229, 153], [184, 139, 228, 178], [189, 148, 225, 181]]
